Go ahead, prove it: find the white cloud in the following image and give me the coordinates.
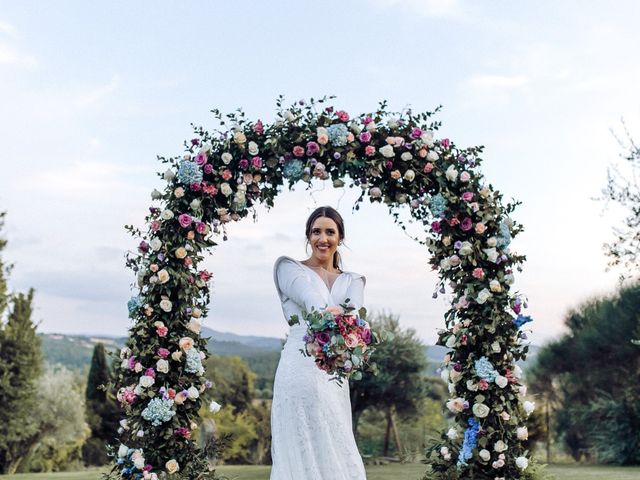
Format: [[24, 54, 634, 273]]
[[0, 43, 36, 67], [371, 0, 462, 17], [0, 20, 17, 37], [467, 74, 528, 89], [74, 74, 121, 108]]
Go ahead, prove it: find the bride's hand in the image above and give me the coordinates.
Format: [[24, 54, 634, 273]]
[[324, 305, 345, 316]]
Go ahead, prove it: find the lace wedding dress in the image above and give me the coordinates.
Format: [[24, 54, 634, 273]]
[[270, 255, 367, 480]]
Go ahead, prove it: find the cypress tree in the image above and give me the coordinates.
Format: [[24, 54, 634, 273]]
[[83, 343, 120, 465]]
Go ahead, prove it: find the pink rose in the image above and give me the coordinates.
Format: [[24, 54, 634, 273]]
[[144, 368, 156, 378], [364, 145, 376, 156], [460, 171, 471, 182], [441, 138, 450, 149], [253, 119, 264, 135], [157, 348, 170, 358], [221, 169, 233, 181], [363, 115, 373, 125], [156, 325, 168, 337], [462, 192, 473, 202], [475, 223, 486, 234], [472, 268, 485, 279], [306, 141, 320, 155], [358, 131, 372, 143], [150, 221, 161, 232], [344, 334, 359, 349], [203, 164, 214, 174], [336, 110, 349, 122], [252, 156, 263, 168], [347, 132, 355, 143], [424, 162, 434, 173], [190, 182, 201, 192], [292, 146, 305, 157], [460, 217, 473, 232], [195, 151, 207, 166], [410, 127, 423, 139], [178, 214, 192, 228], [195, 222, 207, 234]]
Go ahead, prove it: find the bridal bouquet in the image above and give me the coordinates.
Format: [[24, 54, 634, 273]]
[[288, 300, 381, 383]]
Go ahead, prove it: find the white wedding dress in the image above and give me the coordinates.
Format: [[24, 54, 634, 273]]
[[270, 255, 367, 480]]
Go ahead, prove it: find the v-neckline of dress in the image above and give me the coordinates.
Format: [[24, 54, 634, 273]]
[[296, 260, 346, 296]]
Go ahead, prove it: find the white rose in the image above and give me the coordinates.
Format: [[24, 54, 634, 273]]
[[220, 182, 233, 196], [440, 367, 450, 383], [495, 375, 508, 388], [284, 110, 295, 122], [201, 141, 212, 153], [479, 449, 491, 461], [491, 341, 501, 353], [472, 403, 490, 418], [365, 121, 376, 132], [134, 362, 143, 373], [445, 165, 458, 182], [458, 241, 473, 256], [190, 199, 201, 210], [487, 236, 498, 247], [505, 273, 515, 285], [209, 400, 222, 413], [476, 288, 492, 304], [387, 118, 399, 129], [427, 150, 439, 161], [403, 169, 415, 182], [151, 189, 162, 200], [139, 375, 155, 388], [483, 247, 499, 263], [120, 347, 131, 359], [517, 426, 529, 440], [165, 459, 180, 474], [379, 144, 395, 158], [156, 359, 169, 374], [187, 386, 199, 399], [448, 382, 456, 394], [440, 258, 452, 271], [515, 456, 529, 470], [221, 152, 233, 164], [133, 384, 143, 395], [248, 141, 259, 155], [163, 169, 176, 181], [150, 238, 162, 251], [134, 456, 145, 470], [446, 428, 458, 440], [187, 318, 202, 334], [445, 335, 456, 348], [401, 152, 413, 162], [117, 444, 129, 458], [161, 209, 174, 220], [421, 130, 435, 146], [494, 440, 508, 452], [450, 369, 462, 383], [489, 279, 502, 293], [523, 400, 535, 416], [174, 187, 185, 198], [519, 385, 527, 397], [466, 380, 479, 391], [159, 299, 172, 312]]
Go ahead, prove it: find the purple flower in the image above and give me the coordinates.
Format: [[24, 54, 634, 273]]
[[410, 127, 423, 139], [333, 152, 342, 160], [191, 138, 200, 146], [460, 217, 473, 232], [145, 368, 156, 378], [238, 158, 249, 169], [138, 241, 149, 253], [454, 240, 463, 250], [315, 332, 331, 345], [431, 221, 442, 233], [306, 141, 320, 155], [360, 329, 372, 344], [358, 131, 372, 143], [128, 356, 137, 370], [195, 151, 207, 166], [204, 164, 214, 174], [178, 214, 192, 228]]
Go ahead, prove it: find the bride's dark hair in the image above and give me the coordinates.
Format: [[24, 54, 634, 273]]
[[304, 206, 345, 271]]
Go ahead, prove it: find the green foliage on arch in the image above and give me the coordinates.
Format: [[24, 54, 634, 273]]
[[109, 96, 535, 479]]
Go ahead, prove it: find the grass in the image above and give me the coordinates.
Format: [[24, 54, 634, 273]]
[[2, 464, 640, 479]]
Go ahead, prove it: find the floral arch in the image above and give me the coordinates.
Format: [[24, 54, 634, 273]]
[[108, 96, 535, 480]]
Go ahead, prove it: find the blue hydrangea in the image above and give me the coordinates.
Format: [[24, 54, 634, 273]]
[[496, 221, 512, 248], [327, 123, 349, 147], [141, 397, 175, 426], [474, 356, 498, 382], [177, 160, 203, 185], [185, 347, 203, 374], [514, 314, 533, 329], [127, 296, 142, 317], [457, 417, 480, 466], [283, 159, 304, 180], [429, 194, 447, 218]]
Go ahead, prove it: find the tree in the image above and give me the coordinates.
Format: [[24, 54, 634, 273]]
[[349, 310, 428, 456], [601, 122, 640, 279], [529, 284, 640, 464], [16, 365, 90, 472], [204, 355, 256, 414], [83, 343, 120, 465], [0, 288, 43, 474]]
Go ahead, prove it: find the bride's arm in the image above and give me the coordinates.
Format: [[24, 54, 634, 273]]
[[345, 274, 366, 310], [274, 257, 329, 312]]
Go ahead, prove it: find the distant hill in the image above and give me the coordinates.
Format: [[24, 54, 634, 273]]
[[39, 330, 540, 382]]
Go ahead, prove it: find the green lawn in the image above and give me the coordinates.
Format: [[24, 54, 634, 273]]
[[2, 464, 640, 479]]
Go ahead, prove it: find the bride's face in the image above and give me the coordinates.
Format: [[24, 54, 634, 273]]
[[308, 216, 341, 263]]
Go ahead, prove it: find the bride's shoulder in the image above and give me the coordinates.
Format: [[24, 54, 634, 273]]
[[344, 270, 366, 286], [273, 255, 304, 271]]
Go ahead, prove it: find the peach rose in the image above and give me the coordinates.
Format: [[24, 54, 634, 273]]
[[179, 337, 194, 351]]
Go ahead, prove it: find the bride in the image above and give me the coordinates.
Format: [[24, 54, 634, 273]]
[[270, 206, 367, 480]]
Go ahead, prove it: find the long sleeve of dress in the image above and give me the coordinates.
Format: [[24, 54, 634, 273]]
[[344, 274, 366, 310], [273, 256, 329, 313]]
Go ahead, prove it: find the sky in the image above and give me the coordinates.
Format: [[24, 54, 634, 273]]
[[1, 0, 639, 346]]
